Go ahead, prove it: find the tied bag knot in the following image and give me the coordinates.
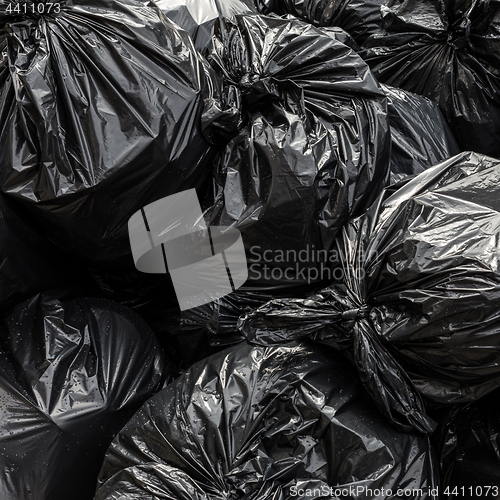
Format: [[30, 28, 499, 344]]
[[201, 17, 306, 145], [340, 305, 371, 321], [239, 291, 437, 434]]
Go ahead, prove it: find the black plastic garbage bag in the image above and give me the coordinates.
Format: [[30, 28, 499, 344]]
[[156, 0, 256, 53], [202, 14, 390, 289], [106, 81, 459, 364], [240, 151, 500, 433], [360, 0, 500, 158], [95, 342, 438, 500], [255, 0, 386, 45], [315, 27, 460, 184], [436, 389, 500, 496], [153, 14, 391, 360], [0, 193, 93, 310], [0, 0, 216, 265], [88, 16, 389, 364], [0, 291, 168, 500], [383, 84, 460, 184]]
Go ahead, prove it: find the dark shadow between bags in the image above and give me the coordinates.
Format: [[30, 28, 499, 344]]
[[435, 388, 500, 495]]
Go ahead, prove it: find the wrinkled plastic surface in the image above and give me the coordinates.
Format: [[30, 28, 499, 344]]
[[318, 28, 460, 184], [202, 14, 390, 288], [436, 389, 500, 493], [178, 284, 317, 356], [93, 18, 395, 361], [360, 0, 500, 158], [95, 79, 459, 362], [241, 151, 500, 433], [178, 289, 278, 349], [256, 0, 385, 44], [0, 0, 215, 265], [0, 193, 93, 310], [383, 84, 460, 184], [96, 342, 438, 499], [0, 291, 168, 500], [157, 0, 256, 53]]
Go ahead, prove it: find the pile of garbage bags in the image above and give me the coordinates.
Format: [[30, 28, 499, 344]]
[[1, 0, 499, 497], [96, 342, 437, 499], [241, 150, 500, 433]]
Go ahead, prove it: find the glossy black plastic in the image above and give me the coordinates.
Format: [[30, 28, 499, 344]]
[[96, 342, 438, 499], [361, 0, 500, 158], [383, 84, 460, 184], [0, 0, 216, 265], [0, 291, 168, 500], [255, 0, 385, 44], [241, 152, 500, 433], [319, 27, 460, 184]]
